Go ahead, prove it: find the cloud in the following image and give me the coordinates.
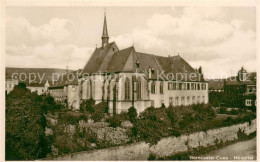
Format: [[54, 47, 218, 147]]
[[29, 18, 74, 42], [6, 7, 255, 78], [6, 43, 94, 70], [111, 7, 256, 78], [6, 17, 74, 44], [6, 16, 93, 70]]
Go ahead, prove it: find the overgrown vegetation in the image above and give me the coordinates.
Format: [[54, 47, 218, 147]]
[[9, 90, 254, 160], [6, 83, 61, 160], [209, 91, 225, 107], [130, 104, 217, 146], [45, 102, 255, 158]]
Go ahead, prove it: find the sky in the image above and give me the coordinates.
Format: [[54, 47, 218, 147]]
[[5, 6, 256, 79]]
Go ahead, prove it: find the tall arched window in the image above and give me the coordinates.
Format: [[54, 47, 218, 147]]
[[136, 78, 142, 99], [86, 81, 90, 99], [107, 83, 110, 100], [125, 78, 130, 100], [160, 82, 163, 94], [151, 81, 156, 94]]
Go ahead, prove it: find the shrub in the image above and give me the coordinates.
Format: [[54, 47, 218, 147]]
[[80, 99, 95, 113], [107, 117, 122, 128], [148, 153, 157, 160], [161, 103, 166, 108], [230, 109, 239, 115], [132, 107, 170, 145], [170, 128, 181, 137], [58, 112, 88, 125], [237, 128, 247, 140], [224, 116, 234, 125], [218, 107, 227, 114], [127, 107, 137, 123], [92, 102, 108, 122]]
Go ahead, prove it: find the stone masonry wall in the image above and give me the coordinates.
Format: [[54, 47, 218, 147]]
[[54, 119, 256, 160]]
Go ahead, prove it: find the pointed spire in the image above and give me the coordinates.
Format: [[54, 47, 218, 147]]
[[101, 9, 109, 48]]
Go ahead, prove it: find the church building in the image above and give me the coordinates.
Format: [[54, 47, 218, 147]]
[[72, 13, 209, 114]]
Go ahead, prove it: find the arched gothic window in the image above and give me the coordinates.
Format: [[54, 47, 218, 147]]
[[125, 78, 130, 100], [151, 81, 156, 94], [107, 83, 110, 100], [136, 78, 142, 99], [86, 81, 92, 99], [160, 82, 164, 94]]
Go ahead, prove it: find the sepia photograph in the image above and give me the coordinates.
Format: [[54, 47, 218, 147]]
[[1, 0, 258, 161]]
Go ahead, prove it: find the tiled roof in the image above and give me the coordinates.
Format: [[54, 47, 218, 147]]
[[106, 47, 134, 73], [81, 42, 116, 75], [81, 42, 202, 81], [50, 70, 80, 88], [154, 55, 201, 81]]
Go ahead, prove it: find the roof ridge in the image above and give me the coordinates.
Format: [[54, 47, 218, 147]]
[[153, 55, 164, 72], [80, 48, 98, 76]]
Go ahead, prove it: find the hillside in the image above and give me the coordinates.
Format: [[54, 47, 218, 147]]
[[6, 67, 75, 85]]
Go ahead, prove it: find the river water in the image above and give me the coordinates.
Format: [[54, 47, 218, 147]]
[[198, 138, 256, 160]]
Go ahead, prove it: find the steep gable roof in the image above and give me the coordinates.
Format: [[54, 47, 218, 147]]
[[106, 47, 134, 73], [81, 42, 202, 81], [81, 42, 117, 75]]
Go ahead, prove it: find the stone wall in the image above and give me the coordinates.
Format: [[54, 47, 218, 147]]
[[54, 119, 256, 160]]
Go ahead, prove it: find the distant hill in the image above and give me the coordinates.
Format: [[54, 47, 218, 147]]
[[207, 80, 224, 90], [6, 67, 76, 85]]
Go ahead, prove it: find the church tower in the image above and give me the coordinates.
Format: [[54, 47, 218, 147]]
[[101, 12, 109, 48]]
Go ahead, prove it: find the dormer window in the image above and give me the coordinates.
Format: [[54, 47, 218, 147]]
[[136, 61, 140, 68], [151, 68, 155, 74]]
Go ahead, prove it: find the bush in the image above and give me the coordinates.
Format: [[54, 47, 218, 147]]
[[80, 99, 95, 113], [132, 107, 170, 145], [148, 153, 157, 160], [127, 107, 137, 123], [218, 107, 227, 114], [230, 109, 239, 115], [92, 102, 108, 122], [237, 128, 247, 140], [224, 116, 234, 125], [107, 117, 122, 128], [209, 91, 225, 107], [58, 112, 88, 125], [6, 83, 50, 160]]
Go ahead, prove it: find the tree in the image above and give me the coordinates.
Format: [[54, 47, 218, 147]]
[[127, 107, 137, 123], [132, 107, 170, 146], [80, 99, 95, 113], [6, 83, 50, 160], [42, 94, 62, 113]]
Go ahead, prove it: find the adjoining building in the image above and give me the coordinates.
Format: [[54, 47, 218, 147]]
[[224, 67, 256, 109], [48, 70, 80, 109], [5, 78, 50, 95], [66, 13, 209, 114], [26, 81, 50, 95], [5, 76, 18, 95]]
